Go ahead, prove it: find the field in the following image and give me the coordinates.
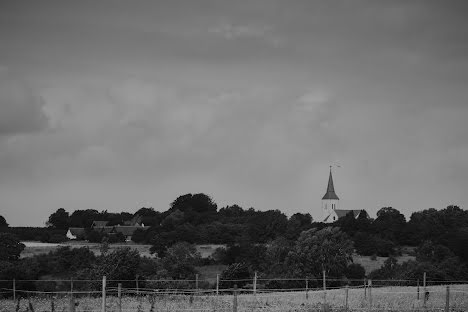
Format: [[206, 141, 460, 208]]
[[20, 241, 155, 258], [1, 284, 467, 311], [20, 242, 226, 259]]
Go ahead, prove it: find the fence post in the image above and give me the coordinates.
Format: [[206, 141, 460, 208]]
[[102, 276, 106, 312], [195, 274, 199, 293], [13, 279, 16, 301], [69, 277, 75, 312], [322, 269, 327, 311], [68, 295, 75, 312], [136, 275, 139, 295], [345, 286, 349, 312], [364, 278, 367, 300], [253, 271, 257, 295], [216, 274, 219, 296], [118, 283, 122, 312], [305, 278, 309, 300], [445, 285, 450, 312], [423, 272, 427, 309], [368, 279, 372, 311], [233, 284, 238, 312], [417, 279, 420, 300]]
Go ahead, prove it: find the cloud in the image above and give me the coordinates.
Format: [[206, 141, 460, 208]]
[[0, 70, 49, 136], [207, 22, 282, 46]]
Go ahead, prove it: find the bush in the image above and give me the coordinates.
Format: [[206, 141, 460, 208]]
[[219, 263, 251, 289]]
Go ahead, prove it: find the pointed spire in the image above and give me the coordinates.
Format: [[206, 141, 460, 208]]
[[322, 166, 339, 200]]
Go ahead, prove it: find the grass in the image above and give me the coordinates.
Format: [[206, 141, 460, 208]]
[[21, 241, 154, 258], [1, 284, 466, 312], [353, 253, 416, 275]]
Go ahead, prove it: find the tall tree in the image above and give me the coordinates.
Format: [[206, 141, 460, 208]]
[[286, 227, 353, 278], [46, 208, 70, 229]]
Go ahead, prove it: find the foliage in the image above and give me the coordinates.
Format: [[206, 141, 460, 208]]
[[262, 236, 293, 276], [373, 207, 406, 244], [344, 263, 366, 281], [286, 227, 353, 278], [219, 263, 251, 289], [161, 242, 201, 279], [0, 215, 8, 227], [0, 233, 25, 261], [354, 232, 396, 257], [46, 208, 69, 229], [91, 247, 141, 287]]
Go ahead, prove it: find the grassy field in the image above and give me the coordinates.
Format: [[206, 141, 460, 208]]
[[20, 241, 154, 258], [1, 284, 466, 311], [353, 254, 415, 275]]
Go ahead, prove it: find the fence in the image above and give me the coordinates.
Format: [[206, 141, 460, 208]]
[[1, 273, 468, 311]]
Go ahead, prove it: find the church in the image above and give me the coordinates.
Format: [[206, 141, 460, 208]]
[[322, 167, 366, 223]]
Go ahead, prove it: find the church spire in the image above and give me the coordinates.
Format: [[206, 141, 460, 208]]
[[322, 166, 339, 200]]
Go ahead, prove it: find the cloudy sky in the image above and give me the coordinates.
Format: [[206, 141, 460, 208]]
[[1, 0, 467, 226]]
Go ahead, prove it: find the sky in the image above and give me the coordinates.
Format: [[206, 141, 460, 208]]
[[1, 0, 468, 226]]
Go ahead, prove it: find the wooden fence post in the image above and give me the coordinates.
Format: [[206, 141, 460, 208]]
[[13, 279, 16, 301], [253, 271, 257, 295], [364, 278, 367, 300], [423, 272, 427, 309], [216, 274, 219, 296], [345, 286, 349, 312], [417, 279, 420, 300], [368, 279, 372, 311], [305, 278, 309, 300], [195, 274, 199, 293], [68, 296, 75, 312], [136, 275, 139, 295], [69, 277, 75, 312], [322, 269, 327, 311], [101, 276, 106, 312], [445, 285, 450, 312], [118, 283, 122, 312], [233, 284, 238, 312]]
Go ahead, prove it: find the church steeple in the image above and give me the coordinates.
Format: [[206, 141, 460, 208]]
[[322, 167, 339, 200]]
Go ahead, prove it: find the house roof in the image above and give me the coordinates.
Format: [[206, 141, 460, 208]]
[[92, 221, 109, 227], [335, 209, 361, 219], [68, 227, 86, 236], [113, 226, 150, 236], [322, 168, 339, 200]]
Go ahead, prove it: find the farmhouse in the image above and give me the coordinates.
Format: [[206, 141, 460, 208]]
[[67, 215, 150, 241], [322, 167, 367, 223]]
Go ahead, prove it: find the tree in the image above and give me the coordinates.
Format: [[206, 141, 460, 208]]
[[47, 208, 70, 229], [93, 247, 141, 287], [344, 263, 366, 281], [262, 236, 292, 275], [219, 263, 251, 289], [0, 215, 8, 227], [162, 242, 201, 279], [0, 233, 25, 261], [285, 213, 313, 240], [286, 227, 353, 278], [373, 207, 406, 244]]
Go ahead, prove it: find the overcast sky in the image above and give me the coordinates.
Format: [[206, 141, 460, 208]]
[[1, 0, 467, 226]]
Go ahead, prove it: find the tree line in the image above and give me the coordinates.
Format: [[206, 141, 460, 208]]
[[1, 193, 468, 290]]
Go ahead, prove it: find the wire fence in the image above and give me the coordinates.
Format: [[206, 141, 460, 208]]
[[0, 276, 467, 312]]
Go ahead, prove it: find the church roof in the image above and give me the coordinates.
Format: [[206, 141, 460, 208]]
[[322, 168, 339, 200], [335, 209, 361, 219]]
